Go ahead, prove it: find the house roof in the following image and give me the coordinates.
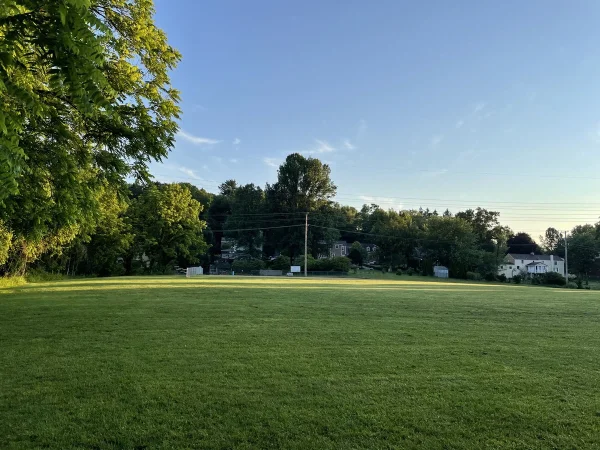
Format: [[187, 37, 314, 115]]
[[526, 261, 547, 266], [507, 253, 564, 261]]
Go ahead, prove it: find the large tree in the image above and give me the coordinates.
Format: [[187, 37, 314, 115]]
[[126, 184, 207, 273], [568, 225, 599, 278], [225, 183, 266, 257], [541, 227, 564, 255], [265, 154, 336, 260], [507, 232, 541, 254], [423, 216, 480, 278], [0, 0, 180, 274]]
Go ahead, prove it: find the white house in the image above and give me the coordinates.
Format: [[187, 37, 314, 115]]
[[498, 253, 565, 279]]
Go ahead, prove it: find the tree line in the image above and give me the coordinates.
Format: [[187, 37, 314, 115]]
[[3, 151, 600, 279]]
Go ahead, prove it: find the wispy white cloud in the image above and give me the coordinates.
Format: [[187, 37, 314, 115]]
[[212, 156, 223, 163], [303, 139, 336, 155], [176, 130, 221, 145], [178, 166, 202, 180], [233, 138, 241, 145], [263, 157, 280, 168], [455, 120, 464, 129], [430, 135, 444, 146], [191, 104, 207, 112], [473, 102, 486, 114], [202, 164, 209, 170], [358, 195, 403, 210], [229, 158, 238, 163], [357, 119, 367, 138], [343, 139, 356, 150]]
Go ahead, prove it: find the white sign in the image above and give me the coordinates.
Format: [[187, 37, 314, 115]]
[[290, 265, 301, 273]]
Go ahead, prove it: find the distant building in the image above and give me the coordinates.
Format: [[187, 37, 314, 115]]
[[434, 266, 449, 278], [498, 253, 565, 279], [327, 241, 377, 260]]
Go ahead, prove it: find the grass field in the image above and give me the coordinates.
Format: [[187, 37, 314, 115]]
[[1, 276, 600, 449]]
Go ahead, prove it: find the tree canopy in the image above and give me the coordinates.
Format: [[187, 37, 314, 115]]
[[0, 0, 181, 275]]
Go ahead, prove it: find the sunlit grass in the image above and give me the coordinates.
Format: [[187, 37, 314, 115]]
[[1, 276, 599, 449]]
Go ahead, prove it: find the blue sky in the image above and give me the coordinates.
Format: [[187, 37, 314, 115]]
[[150, 0, 600, 237]]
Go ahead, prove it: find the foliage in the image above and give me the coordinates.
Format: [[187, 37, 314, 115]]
[[0, 0, 181, 197], [466, 271, 482, 281], [225, 183, 265, 257], [348, 241, 367, 265], [540, 272, 566, 286], [541, 227, 563, 255], [264, 154, 336, 261], [483, 272, 496, 282], [0, 0, 181, 274], [423, 216, 480, 278], [269, 255, 291, 271], [497, 274, 507, 283], [507, 232, 541, 254], [566, 282, 577, 289], [567, 226, 600, 277], [513, 274, 522, 284], [127, 184, 207, 273], [231, 259, 265, 273], [0, 220, 12, 265]]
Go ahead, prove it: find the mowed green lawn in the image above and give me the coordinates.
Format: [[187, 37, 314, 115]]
[[1, 277, 599, 449]]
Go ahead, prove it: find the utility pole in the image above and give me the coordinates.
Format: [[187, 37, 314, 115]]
[[304, 213, 308, 277], [564, 231, 569, 279]]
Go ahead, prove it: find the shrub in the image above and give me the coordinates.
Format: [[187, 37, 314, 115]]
[[566, 282, 577, 289], [395, 270, 402, 276], [483, 273, 496, 282], [576, 279, 583, 289], [531, 277, 541, 285], [497, 274, 507, 283], [231, 259, 265, 273], [540, 272, 566, 286], [269, 255, 291, 271], [466, 271, 482, 281], [328, 257, 351, 272], [406, 267, 415, 276], [513, 274, 522, 284]]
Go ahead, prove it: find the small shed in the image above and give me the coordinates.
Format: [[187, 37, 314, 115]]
[[186, 266, 203, 277], [434, 266, 449, 278]]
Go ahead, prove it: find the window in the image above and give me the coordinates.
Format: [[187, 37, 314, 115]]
[[554, 261, 557, 265], [517, 266, 520, 269], [366, 247, 370, 252], [335, 245, 339, 249], [500, 266, 504, 269], [341, 246, 346, 256], [521, 259, 524, 263]]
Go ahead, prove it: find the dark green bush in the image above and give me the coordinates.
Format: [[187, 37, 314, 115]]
[[566, 282, 577, 289], [406, 267, 415, 276], [395, 270, 402, 276], [540, 272, 566, 286], [269, 255, 291, 270], [466, 271, 482, 281], [483, 273, 496, 282], [231, 259, 265, 273], [497, 274, 507, 283], [513, 274, 522, 284]]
